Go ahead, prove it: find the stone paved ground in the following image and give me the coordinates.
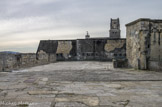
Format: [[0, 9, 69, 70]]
[[0, 61, 162, 107]]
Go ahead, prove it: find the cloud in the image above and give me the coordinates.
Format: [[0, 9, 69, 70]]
[[0, 0, 162, 52]]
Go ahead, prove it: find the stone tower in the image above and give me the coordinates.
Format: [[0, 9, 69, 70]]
[[109, 18, 120, 38]]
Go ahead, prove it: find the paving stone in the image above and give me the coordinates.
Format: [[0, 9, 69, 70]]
[[55, 102, 88, 107], [27, 91, 58, 95], [0, 61, 162, 107], [55, 95, 99, 106]]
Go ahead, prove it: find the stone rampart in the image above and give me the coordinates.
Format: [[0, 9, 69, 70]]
[[0, 52, 56, 72]]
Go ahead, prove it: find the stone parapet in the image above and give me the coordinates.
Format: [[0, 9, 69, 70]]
[[0, 52, 56, 72]]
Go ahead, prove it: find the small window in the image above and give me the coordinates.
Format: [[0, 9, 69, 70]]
[[16, 56, 21, 61], [119, 54, 122, 56], [141, 21, 145, 25], [114, 54, 117, 56], [148, 44, 150, 48], [60, 53, 63, 57], [74, 53, 76, 56]]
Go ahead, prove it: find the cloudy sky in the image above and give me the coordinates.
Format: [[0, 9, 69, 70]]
[[0, 0, 162, 53]]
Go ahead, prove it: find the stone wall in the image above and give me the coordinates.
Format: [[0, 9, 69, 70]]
[[77, 39, 96, 60], [56, 40, 76, 61], [126, 18, 162, 71], [0, 52, 56, 72], [148, 61, 162, 71], [37, 38, 126, 61], [104, 39, 126, 60], [37, 40, 76, 61], [77, 38, 126, 61], [0, 53, 18, 72]]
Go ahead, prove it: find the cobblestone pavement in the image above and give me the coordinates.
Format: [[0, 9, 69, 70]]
[[0, 61, 162, 107]]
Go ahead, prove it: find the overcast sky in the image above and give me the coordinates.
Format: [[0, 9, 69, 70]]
[[0, 0, 162, 53]]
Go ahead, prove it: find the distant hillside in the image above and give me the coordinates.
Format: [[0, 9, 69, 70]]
[[0, 51, 20, 54]]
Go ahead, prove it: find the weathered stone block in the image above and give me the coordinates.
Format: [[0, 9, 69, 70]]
[[113, 59, 128, 68]]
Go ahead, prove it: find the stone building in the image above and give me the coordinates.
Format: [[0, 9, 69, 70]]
[[3, 18, 162, 71], [126, 18, 162, 71], [37, 18, 126, 61], [37, 38, 126, 61]]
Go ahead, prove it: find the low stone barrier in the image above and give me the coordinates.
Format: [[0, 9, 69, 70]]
[[0, 51, 56, 72], [113, 59, 128, 68]]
